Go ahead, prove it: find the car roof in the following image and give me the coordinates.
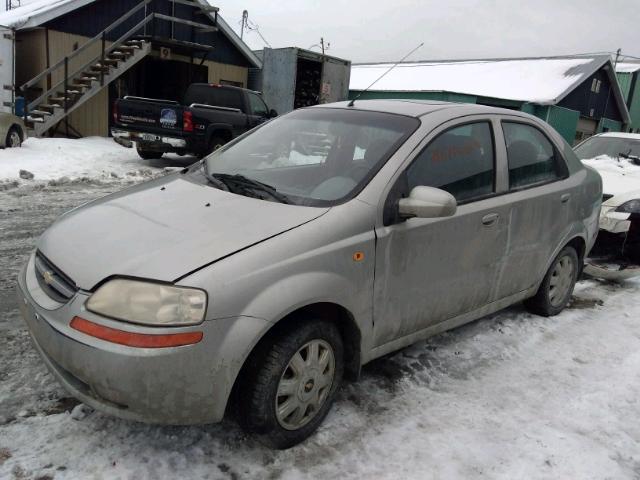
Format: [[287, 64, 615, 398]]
[[312, 99, 531, 119], [596, 132, 640, 140]]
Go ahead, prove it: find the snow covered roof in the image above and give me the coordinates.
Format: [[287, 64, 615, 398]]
[[0, 0, 94, 29], [616, 62, 640, 74], [0, 0, 261, 68], [351, 56, 608, 103]]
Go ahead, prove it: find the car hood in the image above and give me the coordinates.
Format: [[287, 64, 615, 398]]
[[581, 155, 640, 197], [37, 175, 328, 290]]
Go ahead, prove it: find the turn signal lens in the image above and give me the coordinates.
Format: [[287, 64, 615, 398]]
[[70, 317, 202, 348]]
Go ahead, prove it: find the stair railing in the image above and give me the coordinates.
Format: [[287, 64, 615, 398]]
[[19, 0, 220, 126], [20, 0, 152, 122]]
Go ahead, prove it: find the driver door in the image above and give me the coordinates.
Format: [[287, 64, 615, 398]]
[[373, 119, 510, 347]]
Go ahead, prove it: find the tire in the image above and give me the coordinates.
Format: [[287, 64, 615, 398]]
[[208, 135, 226, 153], [5, 126, 22, 148], [136, 146, 163, 160], [238, 320, 344, 449], [524, 246, 579, 316]]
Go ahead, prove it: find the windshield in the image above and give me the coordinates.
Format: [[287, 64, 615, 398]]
[[204, 108, 419, 206], [574, 135, 640, 160]]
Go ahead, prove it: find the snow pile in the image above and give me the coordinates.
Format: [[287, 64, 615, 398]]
[[350, 57, 598, 103], [582, 154, 640, 196], [0, 137, 187, 188]]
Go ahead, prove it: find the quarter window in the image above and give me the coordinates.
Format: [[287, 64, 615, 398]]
[[406, 122, 495, 203], [503, 122, 562, 189]]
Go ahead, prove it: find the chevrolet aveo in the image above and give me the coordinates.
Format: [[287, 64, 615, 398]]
[[17, 100, 601, 448]]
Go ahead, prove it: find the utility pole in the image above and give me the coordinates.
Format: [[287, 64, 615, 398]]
[[614, 48, 621, 69], [240, 10, 248, 40]]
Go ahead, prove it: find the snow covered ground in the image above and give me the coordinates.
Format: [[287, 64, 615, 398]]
[[0, 137, 190, 189], [1, 137, 640, 479]]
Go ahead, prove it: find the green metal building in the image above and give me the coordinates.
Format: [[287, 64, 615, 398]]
[[615, 62, 640, 133], [349, 55, 631, 145]]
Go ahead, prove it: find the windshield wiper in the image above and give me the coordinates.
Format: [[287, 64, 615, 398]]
[[619, 151, 640, 165], [212, 173, 291, 204]]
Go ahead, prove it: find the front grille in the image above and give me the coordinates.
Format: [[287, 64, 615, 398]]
[[34, 251, 78, 303]]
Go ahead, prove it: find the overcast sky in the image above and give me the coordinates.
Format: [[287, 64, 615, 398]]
[[214, 0, 640, 64]]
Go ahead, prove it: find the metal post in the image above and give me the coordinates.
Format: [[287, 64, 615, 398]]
[[100, 31, 106, 86], [63, 56, 68, 113]]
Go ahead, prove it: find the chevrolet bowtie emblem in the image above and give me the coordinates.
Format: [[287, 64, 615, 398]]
[[42, 270, 54, 285]]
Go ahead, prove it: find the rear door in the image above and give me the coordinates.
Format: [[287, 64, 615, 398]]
[[373, 117, 510, 346], [492, 117, 572, 298]]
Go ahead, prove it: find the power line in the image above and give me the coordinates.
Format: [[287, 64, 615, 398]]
[[237, 11, 272, 48]]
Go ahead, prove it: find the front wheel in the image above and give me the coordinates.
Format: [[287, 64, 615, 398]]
[[239, 320, 343, 449], [5, 126, 22, 148], [524, 246, 579, 316]]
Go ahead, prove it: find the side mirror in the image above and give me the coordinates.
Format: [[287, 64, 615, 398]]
[[398, 186, 457, 219], [268, 109, 278, 118]]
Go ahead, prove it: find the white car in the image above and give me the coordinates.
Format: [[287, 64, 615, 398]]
[[576, 132, 640, 279]]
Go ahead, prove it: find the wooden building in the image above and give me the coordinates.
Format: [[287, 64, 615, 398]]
[[0, 0, 261, 137], [349, 55, 632, 145]]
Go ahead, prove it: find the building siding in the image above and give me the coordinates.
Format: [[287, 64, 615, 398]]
[[44, 0, 252, 67], [559, 70, 623, 123], [540, 105, 580, 145], [621, 71, 640, 132]]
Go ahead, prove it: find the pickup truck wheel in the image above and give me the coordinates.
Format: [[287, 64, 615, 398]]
[[524, 246, 579, 316], [136, 147, 163, 160], [207, 135, 226, 155], [238, 320, 343, 449]]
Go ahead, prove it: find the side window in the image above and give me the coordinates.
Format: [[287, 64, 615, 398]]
[[503, 122, 562, 189], [205, 88, 244, 110], [406, 122, 495, 203], [248, 93, 269, 116]]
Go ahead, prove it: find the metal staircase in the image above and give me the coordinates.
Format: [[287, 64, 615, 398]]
[[20, 0, 221, 137], [19, 1, 155, 137]]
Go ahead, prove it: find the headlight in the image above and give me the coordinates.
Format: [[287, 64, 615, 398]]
[[86, 279, 207, 326], [615, 199, 640, 214]]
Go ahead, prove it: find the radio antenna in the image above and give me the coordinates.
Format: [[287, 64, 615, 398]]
[[348, 42, 424, 107]]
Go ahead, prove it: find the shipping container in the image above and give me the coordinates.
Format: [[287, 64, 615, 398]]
[[250, 47, 350, 115]]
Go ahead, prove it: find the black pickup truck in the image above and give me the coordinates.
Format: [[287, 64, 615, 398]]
[[112, 84, 277, 159]]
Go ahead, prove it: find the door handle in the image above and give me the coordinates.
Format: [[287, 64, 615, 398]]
[[561, 193, 571, 203], [482, 213, 499, 226]]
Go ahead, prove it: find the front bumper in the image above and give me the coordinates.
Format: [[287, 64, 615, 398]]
[[599, 206, 631, 234], [16, 255, 270, 425], [111, 128, 187, 150]]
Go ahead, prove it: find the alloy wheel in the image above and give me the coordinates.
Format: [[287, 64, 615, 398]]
[[549, 254, 574, 307], [275, 339, 335, 430]]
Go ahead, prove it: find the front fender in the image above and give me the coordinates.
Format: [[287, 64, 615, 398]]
[[241, 270, 367, 327]]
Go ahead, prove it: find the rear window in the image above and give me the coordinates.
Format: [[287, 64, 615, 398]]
[[183, 85, 244, 111]]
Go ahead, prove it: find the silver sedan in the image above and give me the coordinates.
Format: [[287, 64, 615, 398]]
[[17, 100, 602, 448]]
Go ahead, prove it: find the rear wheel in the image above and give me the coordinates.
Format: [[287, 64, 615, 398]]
[[5, 126, 22, 148], [205, 135, 226, 157], [136, 146, 163, 160], [524, 246, 579, 316], [239, 320, 343, 449]]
